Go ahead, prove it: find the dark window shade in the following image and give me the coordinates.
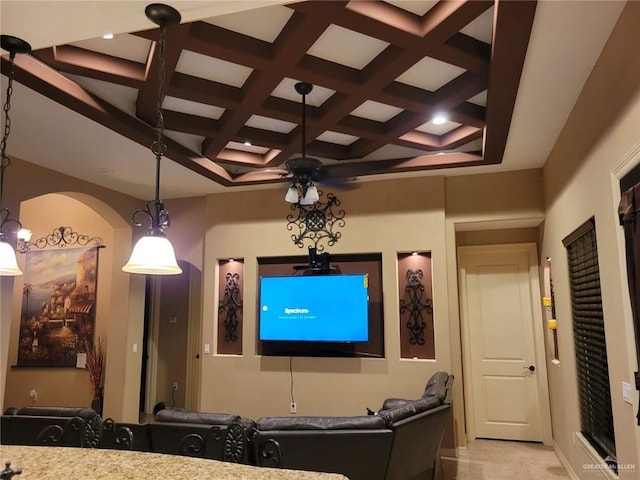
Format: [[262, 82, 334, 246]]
[[564, 218, 617, 465]]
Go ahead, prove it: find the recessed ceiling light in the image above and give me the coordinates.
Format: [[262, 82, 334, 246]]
[[102, 33, 114, 40], [411, 251, 419, 256], [432, 114, 448, 125], [96, 167, 115, 175], [228, 258, 235, 262], [244, 141, 252, 146]]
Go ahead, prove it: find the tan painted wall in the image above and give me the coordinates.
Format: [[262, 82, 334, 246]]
[[2, 159, 147, 422], [5, 194, 114, 409], [541, 2, 640, 478], [3, 159, 547, 446], [444, 169, 546, 448], [199, 177, 452, 420]]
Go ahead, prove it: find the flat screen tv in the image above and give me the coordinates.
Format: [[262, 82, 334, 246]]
[[259, 274, 369, 344]]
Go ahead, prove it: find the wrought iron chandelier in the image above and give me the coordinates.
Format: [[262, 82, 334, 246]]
[[0, 35, 31, 276], [122, 3, 182, 275]]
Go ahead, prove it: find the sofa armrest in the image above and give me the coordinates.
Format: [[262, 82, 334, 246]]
[[378, 397, 441, 426]]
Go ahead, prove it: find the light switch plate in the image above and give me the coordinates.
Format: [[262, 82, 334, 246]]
[[622, 382, 633, 404], [204, 344, 211, 354]]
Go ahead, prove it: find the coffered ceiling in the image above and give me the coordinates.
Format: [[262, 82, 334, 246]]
[[0, 1, 626, 199]]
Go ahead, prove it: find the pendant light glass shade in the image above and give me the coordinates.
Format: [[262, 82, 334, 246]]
[[0, 237, 22, 276], [122, 231, 181, 275]]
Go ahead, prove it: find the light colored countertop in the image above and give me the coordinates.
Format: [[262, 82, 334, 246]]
[[0, 445, 348, 480]]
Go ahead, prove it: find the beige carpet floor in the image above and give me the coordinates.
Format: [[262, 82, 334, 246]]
[[441, 439, 571, 480]]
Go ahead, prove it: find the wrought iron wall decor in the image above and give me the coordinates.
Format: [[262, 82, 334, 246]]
[[17, 226, 104, 253], [287, 191, 345, 251], [218, 272, 243, 343], [399, 269, 433, 346]]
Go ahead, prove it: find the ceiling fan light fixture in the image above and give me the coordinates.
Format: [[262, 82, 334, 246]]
[[302, 184, 319, 204], [285, 185, 299, 203]]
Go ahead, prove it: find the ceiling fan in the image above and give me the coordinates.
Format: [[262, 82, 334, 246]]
[[284, 82, 358, 204]]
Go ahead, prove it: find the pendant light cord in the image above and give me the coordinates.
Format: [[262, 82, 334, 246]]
[[152, 23, 168, 205], [0, 51, 16, 217]]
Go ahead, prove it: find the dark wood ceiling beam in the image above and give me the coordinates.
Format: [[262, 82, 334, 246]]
[[358, 151, 485, 175], [169, 73, 241, 109], [450, 102, 485, 128], [163, 110, 219, 137], [430, 71, 487, 110], [440, 125, 483, 148], [396, 130, 442, 149], [184, 22, 274, 69], [260, 1, 490, 165], [482, 0, 537, 164], [2, 54, 232, 185], [135, 23, 191, 125], [419, 0, 493, 42], [339, 70, 485, 159], [338, 1, 490, 74], [201, 4, 348, 163], [134, 22, 273, 71], [31, 46, 146, 88], [216, 149, 272, 167]]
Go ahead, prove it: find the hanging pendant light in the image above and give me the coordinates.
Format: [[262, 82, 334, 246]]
[[0, 35, 31, 276], [122, 4, 182, 275]]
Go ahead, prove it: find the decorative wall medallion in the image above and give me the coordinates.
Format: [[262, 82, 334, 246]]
[[218, 272, 242, 342], [399, 269, 433, 346], [286, 191, 345, 251]]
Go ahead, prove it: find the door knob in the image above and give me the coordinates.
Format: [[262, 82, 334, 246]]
[[524, 365, 535, 372]]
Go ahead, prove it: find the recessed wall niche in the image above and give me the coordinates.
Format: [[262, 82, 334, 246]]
[[256, 253, 384, 358], [397, 252, 435, 359], [217, 259, 244, 355]]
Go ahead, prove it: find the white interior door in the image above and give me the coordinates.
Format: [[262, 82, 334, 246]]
[[458, 244, 546, 442]]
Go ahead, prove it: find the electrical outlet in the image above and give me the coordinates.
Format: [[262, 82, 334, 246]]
[[172, 382, 178, 391], [622, 381, 633, 404], [29, 389, 37, 402], [290, 402, 297, 414]]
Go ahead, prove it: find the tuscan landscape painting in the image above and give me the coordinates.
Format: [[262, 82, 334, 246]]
[[18, 246, 99, 367]]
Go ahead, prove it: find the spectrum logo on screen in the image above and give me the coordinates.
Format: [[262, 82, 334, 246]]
[[284, 308, 309, 314]]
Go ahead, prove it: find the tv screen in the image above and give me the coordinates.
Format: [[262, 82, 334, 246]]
[[259, 274, 369, 342]]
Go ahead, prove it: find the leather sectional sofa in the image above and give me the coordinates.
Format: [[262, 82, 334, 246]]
[[253, 371, 454, 480], [0, 371, 453, 480]]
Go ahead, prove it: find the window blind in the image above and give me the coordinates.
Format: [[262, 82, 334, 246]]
[[563, 218, 617, 465]]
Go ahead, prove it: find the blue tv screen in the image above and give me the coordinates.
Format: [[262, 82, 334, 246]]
[[259, 274, 369, 342]]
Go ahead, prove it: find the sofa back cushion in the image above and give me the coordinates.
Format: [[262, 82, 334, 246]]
[[155, 410, 240, 426], [15, 406, 97, 419], [258, 415, 386, 431]]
